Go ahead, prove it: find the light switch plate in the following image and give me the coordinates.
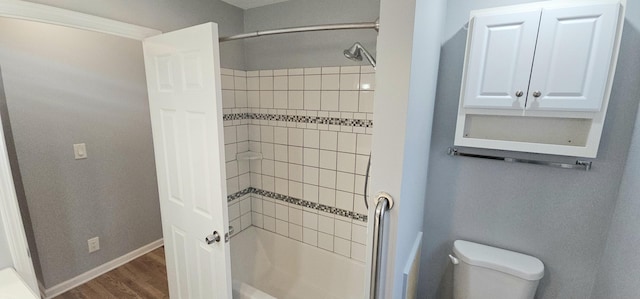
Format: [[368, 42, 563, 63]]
[[88, 237, 100, 253], [73, 143, 87, 159]]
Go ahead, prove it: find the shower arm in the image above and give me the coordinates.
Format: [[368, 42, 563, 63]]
[[219, 19, 379, 42]]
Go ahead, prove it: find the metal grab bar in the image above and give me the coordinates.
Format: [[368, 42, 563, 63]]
[[447, 147, 592, 171], [370, 192, 394, 299]]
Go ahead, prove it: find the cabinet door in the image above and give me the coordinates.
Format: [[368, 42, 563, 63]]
[[463, 8, 541, 109], [527, 3, 620, 111]]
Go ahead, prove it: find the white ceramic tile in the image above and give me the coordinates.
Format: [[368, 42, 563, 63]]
[[260, 91, 274, 108], [250, 173, 262, 188], [304, 75, 321, 90], [261, 143, 274, 160], [303, 129, 320, 148], [288, 128, 303, 146], [262, 200, 275, 217], [234, 76, 247, 90], [322, 66, 340, 74], [303, 183, 319, 203], [289, 207, 303, 225], [273, 69, 288, 76], [357, 134, 372, 155], [303, 211, 318, 229], [224, 126, 237, 144], [274, 144, 288, 162], [321, 91, 339, 111], [273, 127, 288, 144], [360, 65, 375, 73], [351, 242, 366, 262], [248, 91, 260, 107], [276, 219, 288, 236], [289, 146, 303, 164], [226, 161, 238, 178], [226, 177, 239, 194], [246, 70, 259, 77], [319, 150, 337, 170], [319, 169, 337, 189], [351, 223, 367, 244], [262, 159, 275, 176], [289, 163, 303, 181], [235, 90, 248, 108], [321, 74, 340, 90], [241, 213, 252, 230], [289, 76, 304, 90], [335, 219, 352, 240], [304, 67, 321, 75], [259, 70, 273, 76], [263, 175, 275, 192], [252, 212, 263, 228], [275, 203, 289, 221], [340, 74, 360, 90], [237, 125, 249, 142], [225, 144, 236, 162], [303, 228, 318, 246], [359, 73, 375, 90], [263, 216, 276, 232], [222, 90, 235, 108], [234, 70, 246, 76], [289, 224, 303, 241], [274, 91, 288, 109], [274, 76, 288, 90], [240, 198, 251, 214], [220, 68, 234, 76], [304, 91, 321, 110], [288, 68, 304, 75], [336, 152, 356, 173], [318, 215, 335, 234], [274, 161, 288, 179], [358, 91, 374, 113], [337, 132, 357, 153], [249, 125, 261, 141], [319, 187, 336, 207], [303, 166, 319, 185], [340, 66, 360, 74], [301, 147, 319, 167], [247, 77, 259, 90], [318, 232, 334, 251], [228, 203, 240, 220], [239, 173, 251, 189], [221, 75, 234, 89], [251, 197, 263, 213], [336, 190, 353, 211], [289, 181, 303, 198], [354, 175, 366, 196], [288, 91, 304, 109], [334, 237, 351, 257], [336, 172, 355, 192], [339, 91, 359, 112], [320, 131, 338, 151]]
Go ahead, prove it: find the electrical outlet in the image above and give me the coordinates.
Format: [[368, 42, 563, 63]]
[[88, 237, 100, 253]]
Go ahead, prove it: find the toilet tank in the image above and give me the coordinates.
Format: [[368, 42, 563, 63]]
[[452, 240, 544, 299]]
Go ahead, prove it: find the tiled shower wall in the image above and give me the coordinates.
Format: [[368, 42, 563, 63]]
[[222, 66, 375, 262]]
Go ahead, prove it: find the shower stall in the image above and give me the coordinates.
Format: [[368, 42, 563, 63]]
[[217, 22, 379, 299]]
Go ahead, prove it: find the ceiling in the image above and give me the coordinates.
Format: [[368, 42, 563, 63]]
[[221, 0, 291, 10]]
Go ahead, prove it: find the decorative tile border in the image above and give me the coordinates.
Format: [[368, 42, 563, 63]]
[[223, 112, 373, 128], [227, 187, 368, 222]]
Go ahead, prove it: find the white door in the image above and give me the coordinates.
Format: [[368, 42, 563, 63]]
[[527, 2, 620, 111], [462, 8, 541, 110], [143, 23, 232, 299]]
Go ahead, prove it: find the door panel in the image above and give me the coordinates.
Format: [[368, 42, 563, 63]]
[[463, 8, 541, 109], [528, 3, 620, 111], [143, 23, 232, 299]]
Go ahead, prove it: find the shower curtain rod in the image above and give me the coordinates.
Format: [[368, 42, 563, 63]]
[[219, 19, 379, 42]]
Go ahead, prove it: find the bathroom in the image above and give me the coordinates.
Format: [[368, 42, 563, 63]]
[[0, 0, 638, 298]]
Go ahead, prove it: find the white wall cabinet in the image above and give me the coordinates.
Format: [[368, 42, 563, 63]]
[[455, 0, 624, 158]]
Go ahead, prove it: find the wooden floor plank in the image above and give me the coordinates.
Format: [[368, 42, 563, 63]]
[[54, 247, 169, 299]]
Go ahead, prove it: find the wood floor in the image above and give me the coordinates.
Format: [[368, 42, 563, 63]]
[[55, 247, 169, 299]]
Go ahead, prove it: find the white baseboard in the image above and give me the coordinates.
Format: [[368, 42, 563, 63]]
[[43, 239, 163, 299]]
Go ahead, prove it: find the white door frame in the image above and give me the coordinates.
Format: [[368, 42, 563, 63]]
[[0, 0, 160, 295]]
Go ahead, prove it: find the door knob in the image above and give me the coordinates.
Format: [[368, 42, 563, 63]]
[[205, 231, 221, 244], [515, 90, 524, 97], [532, 90, 542, 98]]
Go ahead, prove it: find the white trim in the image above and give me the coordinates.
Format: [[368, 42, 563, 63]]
[[0, 0, 161, 40], [43, 239, 164, 299], [0, 111, 39, 294]]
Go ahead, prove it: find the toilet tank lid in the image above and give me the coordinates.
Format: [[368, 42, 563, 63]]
[[453, 240, 544, 281]]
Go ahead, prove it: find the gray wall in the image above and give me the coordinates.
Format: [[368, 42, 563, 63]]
[[590, 3, 640, 298], [418, 1, 640, 299], [0, 17, 162, 288], [23, 0, 246, 70], [243, 0, 379, 70]]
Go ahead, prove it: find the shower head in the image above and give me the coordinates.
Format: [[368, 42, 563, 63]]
[[344, 42, 376, 69]]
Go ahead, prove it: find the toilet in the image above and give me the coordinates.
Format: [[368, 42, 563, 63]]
[[450, 240, 544, 299]]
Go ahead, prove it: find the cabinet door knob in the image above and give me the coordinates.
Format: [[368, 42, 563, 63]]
[[515, 90, 524, 97], [533, 91, 542, 98]]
